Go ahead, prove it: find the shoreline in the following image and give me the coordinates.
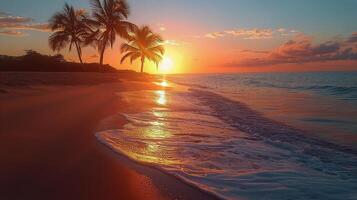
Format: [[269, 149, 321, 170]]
[[95, 130, 223, 200], [95, 126, 223, 200], [0, 72, 218, 200]]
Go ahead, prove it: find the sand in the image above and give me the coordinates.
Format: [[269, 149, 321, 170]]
[[0, 72, 218, 200]]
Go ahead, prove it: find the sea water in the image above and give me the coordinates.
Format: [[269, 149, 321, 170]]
[[96, 72, 357, 200]]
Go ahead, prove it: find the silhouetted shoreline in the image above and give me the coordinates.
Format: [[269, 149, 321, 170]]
[[0, 50, 118, 73]]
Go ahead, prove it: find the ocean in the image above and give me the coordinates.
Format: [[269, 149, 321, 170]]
[[96, 72, 357, 200]]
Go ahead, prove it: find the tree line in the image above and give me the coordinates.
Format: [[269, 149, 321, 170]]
[[49, 0, 164, 73], [0, 50, 118, 73]]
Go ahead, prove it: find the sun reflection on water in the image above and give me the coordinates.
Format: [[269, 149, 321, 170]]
[[118, 79, 176, 165], [155, 90, 167, 105], [153, 110, 167, 118], [150, 121, 164, 126], [147, 143, 159, 152], [155, 80, 169, 87], [139, 81, 174, 164], [144, 125, 171, 139]]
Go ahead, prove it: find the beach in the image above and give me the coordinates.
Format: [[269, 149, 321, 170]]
[[0, 72, 218, 200], [1, 72, 357, 200], [1, 0, 357, 199]]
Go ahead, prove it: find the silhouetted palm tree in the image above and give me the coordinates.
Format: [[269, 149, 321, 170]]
[[85, 0, 134, 65], [120, 26, 165, 73], [49, 3, 87, 63]]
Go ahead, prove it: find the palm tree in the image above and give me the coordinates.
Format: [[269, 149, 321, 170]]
[[85, 0, 134, 65], [48, 3, 87, 63], [120, 26, 165, 73]]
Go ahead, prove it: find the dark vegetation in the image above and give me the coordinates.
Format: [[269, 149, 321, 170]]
[[0, 50, 118, 73]]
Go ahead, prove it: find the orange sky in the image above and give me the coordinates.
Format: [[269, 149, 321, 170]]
[[1, 0, 357, 74]]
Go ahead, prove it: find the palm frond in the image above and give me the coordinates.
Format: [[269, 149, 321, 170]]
[[120, 52, 134, 63], [120, 43, 139, 53], [90, 0, 106, 19], [49, 31, 70, 51], [130, 52, 141, 63], [115, 21, 136, 39], [148, 45, 165, 55]]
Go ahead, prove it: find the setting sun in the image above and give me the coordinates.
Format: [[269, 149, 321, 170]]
[[159, 56, 174, 74]]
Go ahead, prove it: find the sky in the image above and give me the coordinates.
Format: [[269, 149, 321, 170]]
[[1, 0, 357, 74]]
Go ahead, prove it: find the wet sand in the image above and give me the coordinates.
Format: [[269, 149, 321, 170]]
[[0, 72, 218, 200]]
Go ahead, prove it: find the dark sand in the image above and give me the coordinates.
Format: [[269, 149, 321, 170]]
[[0, 72, 218, 200]]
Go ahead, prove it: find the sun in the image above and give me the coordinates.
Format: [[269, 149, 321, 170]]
[[159, 56, 174, 74]]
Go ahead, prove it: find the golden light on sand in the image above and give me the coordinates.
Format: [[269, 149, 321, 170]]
[[159, 56, 174, 74]]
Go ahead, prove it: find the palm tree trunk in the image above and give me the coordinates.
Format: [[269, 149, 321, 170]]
[[99, 38, 108, 65], [99, 47, 105, 65], [74, 41, 83, 64], [140, 57, 145, 73]]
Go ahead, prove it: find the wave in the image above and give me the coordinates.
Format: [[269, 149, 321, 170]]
[[97, 88, 357, 200], [246, 81, 357, 100], [191, 89, 357, 153], [171, 75, 357, 101], [169, 80, 211, 90], [303, 85, 357, 99]]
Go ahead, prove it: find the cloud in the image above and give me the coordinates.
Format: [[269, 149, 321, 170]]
[[226, 29, 273, 39], [156, 23, 166, 31], [0, 30, 26, 36], [205, 32, 225, 39], [229, 33, 357, 66], [277, 28, 286, 33], [0, 16, 32, 24], [238, 49, 269, 54], [161, 39, 189, 46], [0, 11, 9, 17], [206, 29, 272, 39], [205, 28, 299, 40], [3, 23, 50, 32], [347, 32, 357, 43], [0, 11, 49, 36], [163, 40, 180, 46]]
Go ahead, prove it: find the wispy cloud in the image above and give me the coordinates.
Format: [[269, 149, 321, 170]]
[[347, 32, 357, 43], [2, 23, 50, 32], [0, 16, 33, 24], [277, 28, 286, 33], [0, 11, 9, 17], [0, 11, 49, 36], [205, 31, 225, 39], [163, 40, 180, 46], [225, 29, 273, 39], [0, 30, 26, 36], [237, 49, 269, 54], [228, 33, 357, 67], [156, 23, 166, 31], [205, 28, 299, 40], [161, 39, 189, 46]]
